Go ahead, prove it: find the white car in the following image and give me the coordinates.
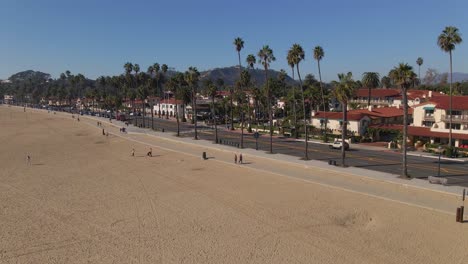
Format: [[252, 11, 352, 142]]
[[329, 140, 350, 150]]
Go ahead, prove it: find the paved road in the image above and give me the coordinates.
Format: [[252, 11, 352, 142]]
[[126, 115, 468, 186]]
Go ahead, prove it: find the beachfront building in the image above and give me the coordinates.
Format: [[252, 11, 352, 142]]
[[410, 95, 468, 147], [349, 89, 400, 109], [310, 106, 410, 138], [153, 98, 184, 118]]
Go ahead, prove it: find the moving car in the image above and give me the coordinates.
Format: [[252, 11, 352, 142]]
[[329, 140, 350, 150]]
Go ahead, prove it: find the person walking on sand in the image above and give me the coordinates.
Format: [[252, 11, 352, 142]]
[[26, 154, 31, 165], [131, 148, 135, 157], [234, 153, 237, 164], [147, 147, 152, 157], [239, 153, 243, 164]]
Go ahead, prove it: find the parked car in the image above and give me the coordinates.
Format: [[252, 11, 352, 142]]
[[329, 140, 350, 150]]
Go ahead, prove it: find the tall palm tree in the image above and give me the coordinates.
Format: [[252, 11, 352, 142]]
[[147, 66, 155, 129], [206, 80, 219, 143], [185, 67, 200, 140], [416, 57, 423, 82], [437, 26, 463, 147], [289, 44, 309, 159], [313, 46, 327, 141], [153, 63, 161, 117], [234, 37, 245, 147], [361, 72, 381, 107], [286, 51, 298, 139], [332, 72, 358, 167], [246, 54, 256, 130], [389, 63, 416, 178], [257, 45, 276, 153], [162, 64, 169, 119]]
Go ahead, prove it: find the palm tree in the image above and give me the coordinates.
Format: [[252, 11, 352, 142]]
[[332, 72, 358, 167], [246, 54, 256, 130], [185, 67, 200, 140], [162, 64, 169, 119], [147, 66, 155, 129], [437, 26, 463, 147], [313, 46, 327, 141], [389, 63, 416, 178], [234, 37, 245, 147], [153, 63, 161, 117], [286, 51, 298, 138], [206, 80, 219, 143], [416, 57, 423, 82], [289, 44, 309, 160], [361, 72, 381, 107], [257, 45, 276, 153]]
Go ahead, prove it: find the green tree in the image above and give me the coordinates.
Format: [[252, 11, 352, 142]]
[[416, 57, 423, 82], [185, 67, 200, 140], [313, 46, 327, 141], [289, 44, 309, 159], [389, 63, 416, 178], [234, 37, 245, 147], [205, 79, 219, 143], [361, 72, 381, 107], [437, 26, 462, 146], [162, 64, 169, 119], [257, 45, 276, 154], [246, 54, 256, 129], [332, 72, 358, 167], [286, 51, 298, 138]]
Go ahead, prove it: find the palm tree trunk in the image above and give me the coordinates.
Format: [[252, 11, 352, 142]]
[[176, 103, 180, 137], [265, 68, 272, 154], [212, 97, 218, 143], [296, 64, 308, 160], [402, 87, 408, 177], [193, 87, 198, 140], [238, 51, 244, 148], [318, 61, 327, 142], [291, 66, 297, 139], [341, 102, 347, 167], [449, 51, 453, 147], [230, 89, 234, 130], [367, 87, 371, 108]]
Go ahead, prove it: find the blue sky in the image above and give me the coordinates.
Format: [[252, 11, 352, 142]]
[[1, 0, 467, 82]]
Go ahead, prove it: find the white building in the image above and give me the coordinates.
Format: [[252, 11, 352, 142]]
[[153, 98, 184, 118]]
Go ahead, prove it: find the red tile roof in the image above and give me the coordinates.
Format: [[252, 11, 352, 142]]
[[369, 124, 468, 140], [355, 89, 400, 98], [429, 95, 468, 110], [159, 98, 184, 105], [313, 107, 411, 121]]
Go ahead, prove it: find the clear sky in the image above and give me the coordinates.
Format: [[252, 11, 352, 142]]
[[1, 0, 467, 82]]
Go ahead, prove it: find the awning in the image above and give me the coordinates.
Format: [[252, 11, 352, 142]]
[[423, 106, 435, 110]]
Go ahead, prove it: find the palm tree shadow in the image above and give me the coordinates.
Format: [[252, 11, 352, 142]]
[[32, 163, 45, 166]]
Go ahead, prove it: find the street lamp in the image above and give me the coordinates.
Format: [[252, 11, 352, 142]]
[[437, 145, 442, 177]]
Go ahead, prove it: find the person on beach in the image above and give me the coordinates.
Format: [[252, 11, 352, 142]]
[[147, 148, 152, 157], [234, 154, 237, 164], [102, 128, 105, 135], [239, 153, 243, 164], [131, 148, 135, 157], [77, 117, 80, 122], [26, 154, 31, 165]]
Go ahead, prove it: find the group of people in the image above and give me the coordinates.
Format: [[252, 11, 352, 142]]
[[234, 153, 243, 164], [97, 121, 102, 126], [131, 147, 153, 157]]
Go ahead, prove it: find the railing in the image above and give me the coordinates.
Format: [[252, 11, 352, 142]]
[[349, 99, 394, 105], [423, 114, 435, 121], [441, 115, 468, 122]]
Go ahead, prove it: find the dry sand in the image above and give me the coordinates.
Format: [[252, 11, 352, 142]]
[[1, 106, 468, 264]]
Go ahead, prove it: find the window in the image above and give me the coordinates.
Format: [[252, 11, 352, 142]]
[[422, 121, 434, 127], [425, 109, 434, 116], [445, 123, 461, 130]]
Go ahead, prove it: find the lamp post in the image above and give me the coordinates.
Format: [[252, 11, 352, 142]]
[[438, 146, 442, 177]]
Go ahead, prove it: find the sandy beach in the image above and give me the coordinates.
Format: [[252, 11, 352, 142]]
[[1, 106, 468, 264]]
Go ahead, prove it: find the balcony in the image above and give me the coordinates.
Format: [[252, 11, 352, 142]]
[[349, 99, 393, 105], [423, 113, 435, 121], [441, 115, 468, 123]]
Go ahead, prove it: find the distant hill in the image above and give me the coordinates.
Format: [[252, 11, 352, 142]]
[[8, 70, 51, 83], [199, 66, 296, 87], [452, 72, 468, 83]]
